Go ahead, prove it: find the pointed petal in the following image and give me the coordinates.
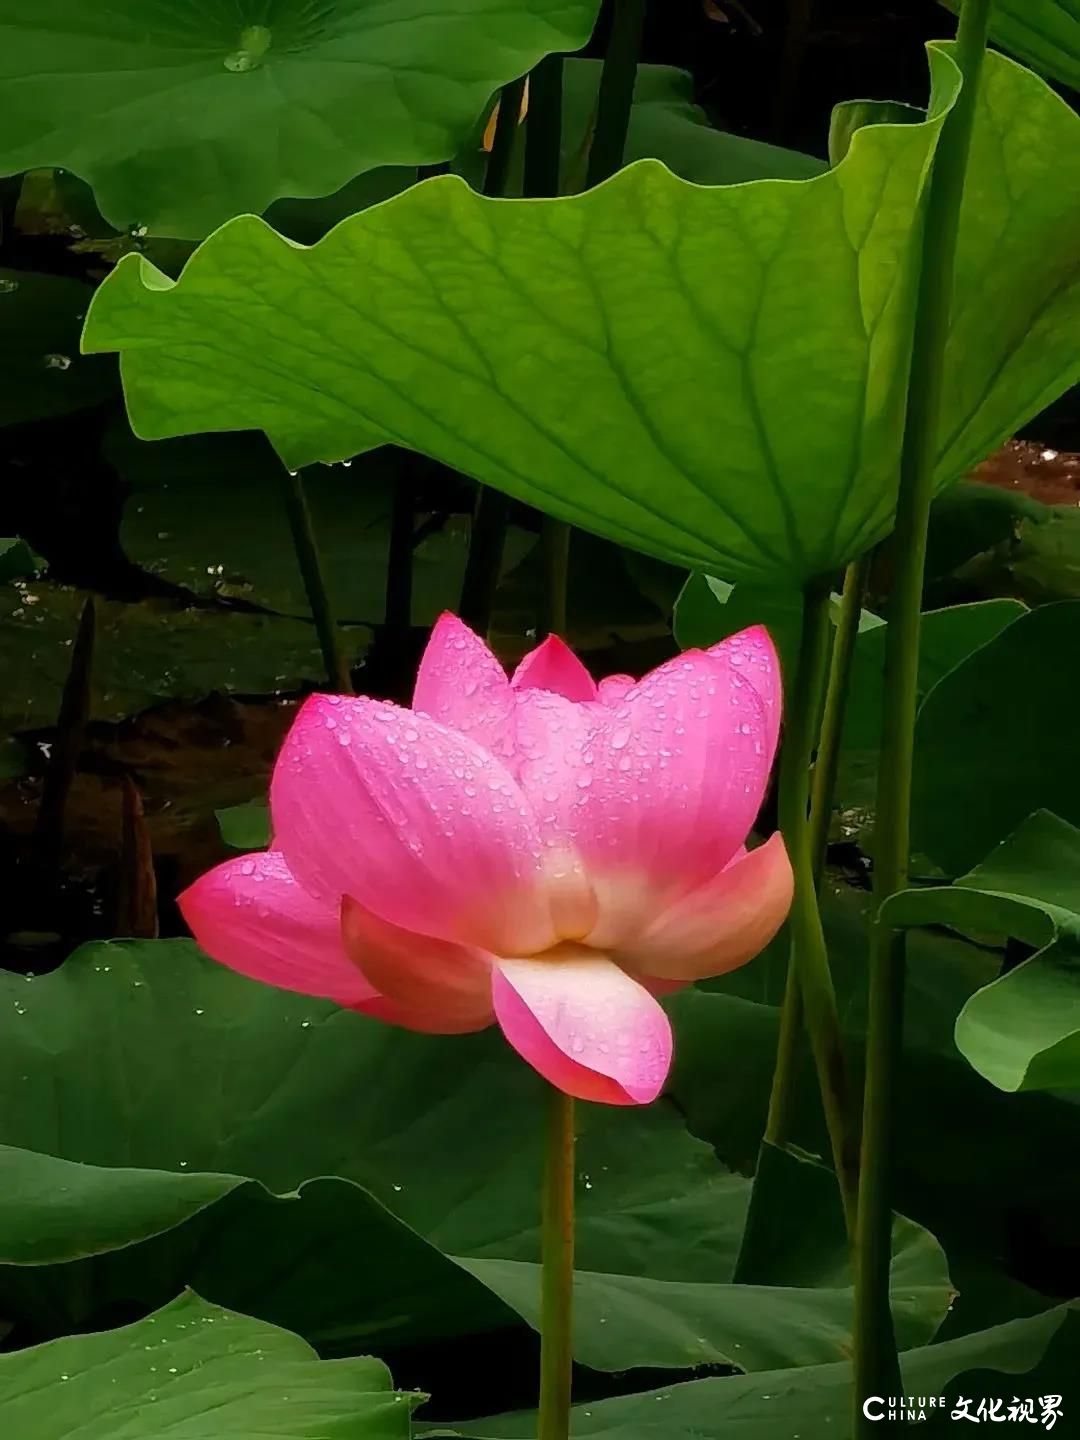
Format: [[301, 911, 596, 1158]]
[[708, 625, 782, 767], [341, 896, 493, 1033], [512, 635, 597, 702], [271, 695, 556, 954], [412, 612, 515, 758], [598, 674, 635, 705], [179, 850, 376, 1005], [492, 951, 671, 1105], [619, 832, 793, 981], [515, 651, 774, 946]]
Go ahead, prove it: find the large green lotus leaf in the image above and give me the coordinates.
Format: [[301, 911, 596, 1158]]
[[911, 601, 1080, 874], [0, 581, 369, 733], [0, 268, 116, 426], [0, 0, 603, 239], [430, 1308, 1073, 1439], [943, 1, 1080, 92], [0, 940, 948, 1372], [884, 811, 1080, 1093], [83, 46, 1080, 586], [108, 428, 534, 625], [1, 1291, 416, 1439]]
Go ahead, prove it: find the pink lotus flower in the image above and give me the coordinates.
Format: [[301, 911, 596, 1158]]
[[180, 615, 792, 1105]]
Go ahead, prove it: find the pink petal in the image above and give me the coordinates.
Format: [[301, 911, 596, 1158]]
[[341, 896, 494, 1033], [178, 850, 376, 1005], [492, 950, 672, 1105], [708, 625, 781, 767], [412, 612, 515, 758], [598, 674, 635, 705], [518, 651, 774, 947], [618, 832, 794, 981], [512, 636, 597, 702], [270, 695, 556, 955]]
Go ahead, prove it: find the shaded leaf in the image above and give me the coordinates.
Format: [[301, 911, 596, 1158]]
[[0, 581, 369, 732], [942, 0, 1080, 92], [884, 810, 1080, 1092], [0, 269, 115, 426], [0, 940, 948, 1372], [0, 0, 603, 238], [1, 1290, 416, 1439], [911, 601, 1080, 873], [431, 1308, 1071, 1438]]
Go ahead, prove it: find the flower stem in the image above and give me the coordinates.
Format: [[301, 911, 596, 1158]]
[[810, 555, 869, 883], [585, 0, 646, 188], [767, 576, 858, 1235], [281, 467, 351, 693], [458, 75, 532, 635], [538, 1087, 575, 1440], [854, 1, 993, 1421], [522, 54, 572, 641]]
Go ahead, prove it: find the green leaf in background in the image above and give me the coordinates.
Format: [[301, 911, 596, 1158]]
[[0, 269, 116, 426], [670, 887, 1080, 1319], [942, 0, 1080, 92], [1, 1291, 416, 1439], [911, 601, 1080, 874], [269, 60, 825, 245], [84, 46, 1080, 585], [215, 800, 271, 852], [924, 480, 1047, 587], [0, 0, 602, 238], [0, 940, 949, 1372], [0, 537, 43, 582], [0, 581, 369, 733], [430, 1308, 1072, 1439], [672, 572, 883, 686], [884, 810, 1080, 1093], [672, 574, 805, 680], [837, 598, 1026, 811], [108, 428, 535, 626]]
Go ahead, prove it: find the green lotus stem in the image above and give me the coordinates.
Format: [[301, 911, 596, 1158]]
[[768, 576, 858, 1234], [524, 54, 564, 197], [522, 55, 572, 641], [281, 467, 352, 693], [541, 518, 571, 637], [385, 473, 415, 645], [854, 0, 994, 1422], [585, 0, 646, 187], [538, 1087, 575, 1440], [457, 75, 533, 636], [810, 555, 870, 882], [771, 0, 815, 142], [36, 594, 95, 874]]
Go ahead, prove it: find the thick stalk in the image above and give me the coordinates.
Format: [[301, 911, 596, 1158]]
[[585, 0, 646, 188], [854, 1, 993, 1422], [457, 76, 530, 634], [771, 0, 815, 143], [810, 555, 870, 882], [769, 577, 858, 1233], [523, 55, 572, 640], [384, 473, 415, 645], [36, 594, 95, 874], [538, 1088, 575, 1440], [281, 467, 351, 693], [541, 518, 571, 637]]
